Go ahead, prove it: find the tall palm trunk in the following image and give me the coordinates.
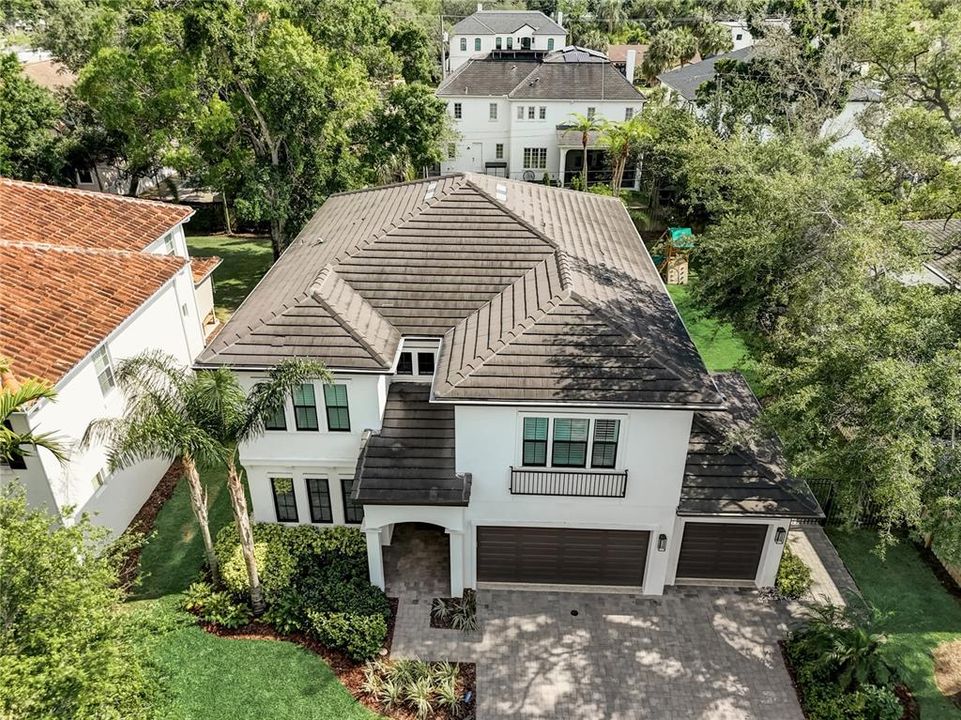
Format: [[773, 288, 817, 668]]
[[225, 450, 265, 614], [182, 455, 219, 585]]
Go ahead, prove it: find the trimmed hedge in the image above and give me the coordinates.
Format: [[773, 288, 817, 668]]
[[213, 523, 389, 660]]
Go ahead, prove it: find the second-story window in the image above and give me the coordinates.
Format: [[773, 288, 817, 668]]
[[548, 38, 555, 51], [293, 383, 319, 431], [453, 103, 462, 119], [474, 37, 481, 51], [506, 37, 513, 49], [495, 143, 504, 159], [271, 477, 298, 522], [516, 105, 524, 120], [397, 351, 413, 374], [587, 107, 596, 119], [551, 418, 589, 467], [527, 106, 535, 120], [489, 102, 497, 120], [265, 401, 287, 431], [591, 419, 620, 468], [92, 346, 115, 395], [539, 106, 546, 120], [625, 107, 635, 120], [162, 232, 176, 254], [522, 417, 548, 466], [323, 384, 350, 432], [306, 478, 333, 523], [495, 37, 502, 49], [459, 37, 467, 51], [341, 478, 364, 524]]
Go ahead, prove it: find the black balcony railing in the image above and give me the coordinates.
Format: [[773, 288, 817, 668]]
[[509, 467, 628, 498]]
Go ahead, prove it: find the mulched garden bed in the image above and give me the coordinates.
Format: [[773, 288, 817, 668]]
[[778, 640, 918, 720], [200, 602, 476, 720], [117, 460, 182, 588]]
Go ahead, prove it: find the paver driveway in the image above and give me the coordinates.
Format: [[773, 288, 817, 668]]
[[391, 587, 804, 720]]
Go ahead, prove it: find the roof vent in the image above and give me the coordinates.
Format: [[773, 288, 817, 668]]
[[424, 181, 438, 200], [495, 183, 508, 202]]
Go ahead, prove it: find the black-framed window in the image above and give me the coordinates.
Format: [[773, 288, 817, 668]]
[[271, 477, 298, 522], [591, 419, 620, 469], [265, 402, 287, 430], [552, 418, 589, 467], [324, 384, 350, 431], [417, 352, 435, 375], [397, 352, 413, 375], [495, 37, 502, 49], [306, 478, 333, 523], [522, 417, 548, 466], [453, 103, 462, 119], [293, 383, 319, 431], [341, 478, 364, 524]]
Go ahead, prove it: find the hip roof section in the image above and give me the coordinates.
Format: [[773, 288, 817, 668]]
[[199, 174, 721, 408], [451, 10, 565, 36]]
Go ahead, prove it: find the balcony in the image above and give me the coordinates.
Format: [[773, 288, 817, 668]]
[[509, 467, 628, 498]]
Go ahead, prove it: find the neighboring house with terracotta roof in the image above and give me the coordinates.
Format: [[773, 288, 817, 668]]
[[197, 174, 820, 597], [437, 46, 645, 186], [0, 178, 221, 533], [448, 7, 566, 74]]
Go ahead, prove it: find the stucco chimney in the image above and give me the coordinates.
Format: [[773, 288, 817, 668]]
[[477, 2, 483, 11], [625, 49, 637, 84], [557, 10, 564, 26]]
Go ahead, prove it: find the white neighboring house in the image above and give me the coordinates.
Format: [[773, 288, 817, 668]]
[[658, 47, 880, 153], [438, 46, 645, 186], [196, 174, 822, 598], [0, 179, 221, 534], [717, 20, 756, 51], [448, 7, 566, 74]]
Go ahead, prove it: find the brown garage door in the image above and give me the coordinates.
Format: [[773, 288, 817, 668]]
[[676, 522, 768, 581], [477, 526, 649, 586]]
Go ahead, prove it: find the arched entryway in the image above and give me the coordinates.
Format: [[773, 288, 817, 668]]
[[383, 522, 451, 597]]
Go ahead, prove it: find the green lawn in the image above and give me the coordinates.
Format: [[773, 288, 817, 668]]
[[186, 234, 273, 316], [133, 467, 380, 717], [829, 529, 961, 719], [667, 282, 752, 372]]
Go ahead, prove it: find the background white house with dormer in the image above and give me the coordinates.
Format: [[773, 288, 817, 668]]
[[447, 7, 566, 74]]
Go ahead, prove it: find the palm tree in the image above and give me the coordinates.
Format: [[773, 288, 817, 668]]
[[0, 357, 66, 465], [567, 112, 600, 189], [194, 359, 330, 614], [599, 115, 654, 194], [84, 351, 228, 584], [596, 0, 626, 35]]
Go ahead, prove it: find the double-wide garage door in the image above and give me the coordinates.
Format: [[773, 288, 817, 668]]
[[477, 526, 649, 586], [676, 522, 768, 581]]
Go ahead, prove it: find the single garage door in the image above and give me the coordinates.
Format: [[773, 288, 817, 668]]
[[477, 526, 649, 586], [676, 522, 768, 581]]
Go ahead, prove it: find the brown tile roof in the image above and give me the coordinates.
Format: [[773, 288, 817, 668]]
[[200, 174, 721, 408], [353, 383, 470, 506], [0, 243, 186, 384], [680, 373, 823, 518], [20, 59, 76, 90], [191, 255, 222, 285], [0, 178, 193, 252], [606, 44, 648, 64]]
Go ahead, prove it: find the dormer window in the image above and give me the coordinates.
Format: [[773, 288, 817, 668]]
[[397, 352, 414, 375], [394, 342, 439, 381], [417, 352, 435, 375]]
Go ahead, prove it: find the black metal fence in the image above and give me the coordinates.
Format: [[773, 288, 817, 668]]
[[509, 467, 628, 498], [802, 479, 884, 528]]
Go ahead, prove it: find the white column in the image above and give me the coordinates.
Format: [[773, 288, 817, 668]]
[[557, 148, 567, 187], [447, 529, 465, 598], [365, 527, 385, 590]]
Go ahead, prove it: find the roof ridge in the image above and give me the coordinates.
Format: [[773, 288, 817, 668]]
[[326, 175, 464, 199], [309, 265, 396, 368], [0, 177, 194, 216], [443, 258, 569, 390], [0, 239, 187, 265], [463, 176, 560, 253], [506, 63, 544, 97]]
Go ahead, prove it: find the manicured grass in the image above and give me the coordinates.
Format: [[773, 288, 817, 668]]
[[151, 623, 378, 720], [829, 529, 961, 719], [133, 467, 382, 717], [667, 281, 752, 372], [186, 234, 273, 316], [133, 465, 235, 600]]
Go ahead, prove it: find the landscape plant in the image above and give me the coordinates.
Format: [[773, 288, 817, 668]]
[[0, 357, 66, 465], [775, 545, 813, 600], [363, 659, 468, 720]]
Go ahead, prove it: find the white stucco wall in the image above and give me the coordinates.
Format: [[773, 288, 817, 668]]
[[440, 97, 643, 181], [5, 265, 205, 534], [820, 100, 877, 153]]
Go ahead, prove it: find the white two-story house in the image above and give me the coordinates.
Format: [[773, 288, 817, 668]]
[[438, 46, 645, 187], [0, 179, 220, 533], [448, 7, 566, 74], [197, 174, 821, 597]]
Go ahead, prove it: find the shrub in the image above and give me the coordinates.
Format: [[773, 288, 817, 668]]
[[430, 589, 477, 632], [181, 581, 252, 629], [364, 659, 467, 719], [776, 546, 813, 599], [307, 610, 387, 661]]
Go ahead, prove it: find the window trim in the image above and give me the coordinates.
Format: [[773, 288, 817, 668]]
[[271, 477, 299, 523], [341, 478, 364, 524], [293, 383, 320, 432], [551, 418, 590, 468], [323, 384, 350, 432], [518, 414, 625, 470], [306, 477, 333, 524]]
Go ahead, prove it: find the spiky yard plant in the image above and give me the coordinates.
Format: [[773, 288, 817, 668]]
[[191, 358, 330, 614], [83, 351, 228, 584]]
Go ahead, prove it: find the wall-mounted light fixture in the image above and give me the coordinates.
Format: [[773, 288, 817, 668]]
[[657, 533, 668, 552], [774, 527, 787, 544]]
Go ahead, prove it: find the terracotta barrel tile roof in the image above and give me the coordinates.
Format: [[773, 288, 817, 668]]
[[0, 178, 193, 252], [190, 255, 222, 285], [0, 243, 186, 384]]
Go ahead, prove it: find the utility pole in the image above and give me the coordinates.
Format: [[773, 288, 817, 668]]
[[440, 1, 447, 79]]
